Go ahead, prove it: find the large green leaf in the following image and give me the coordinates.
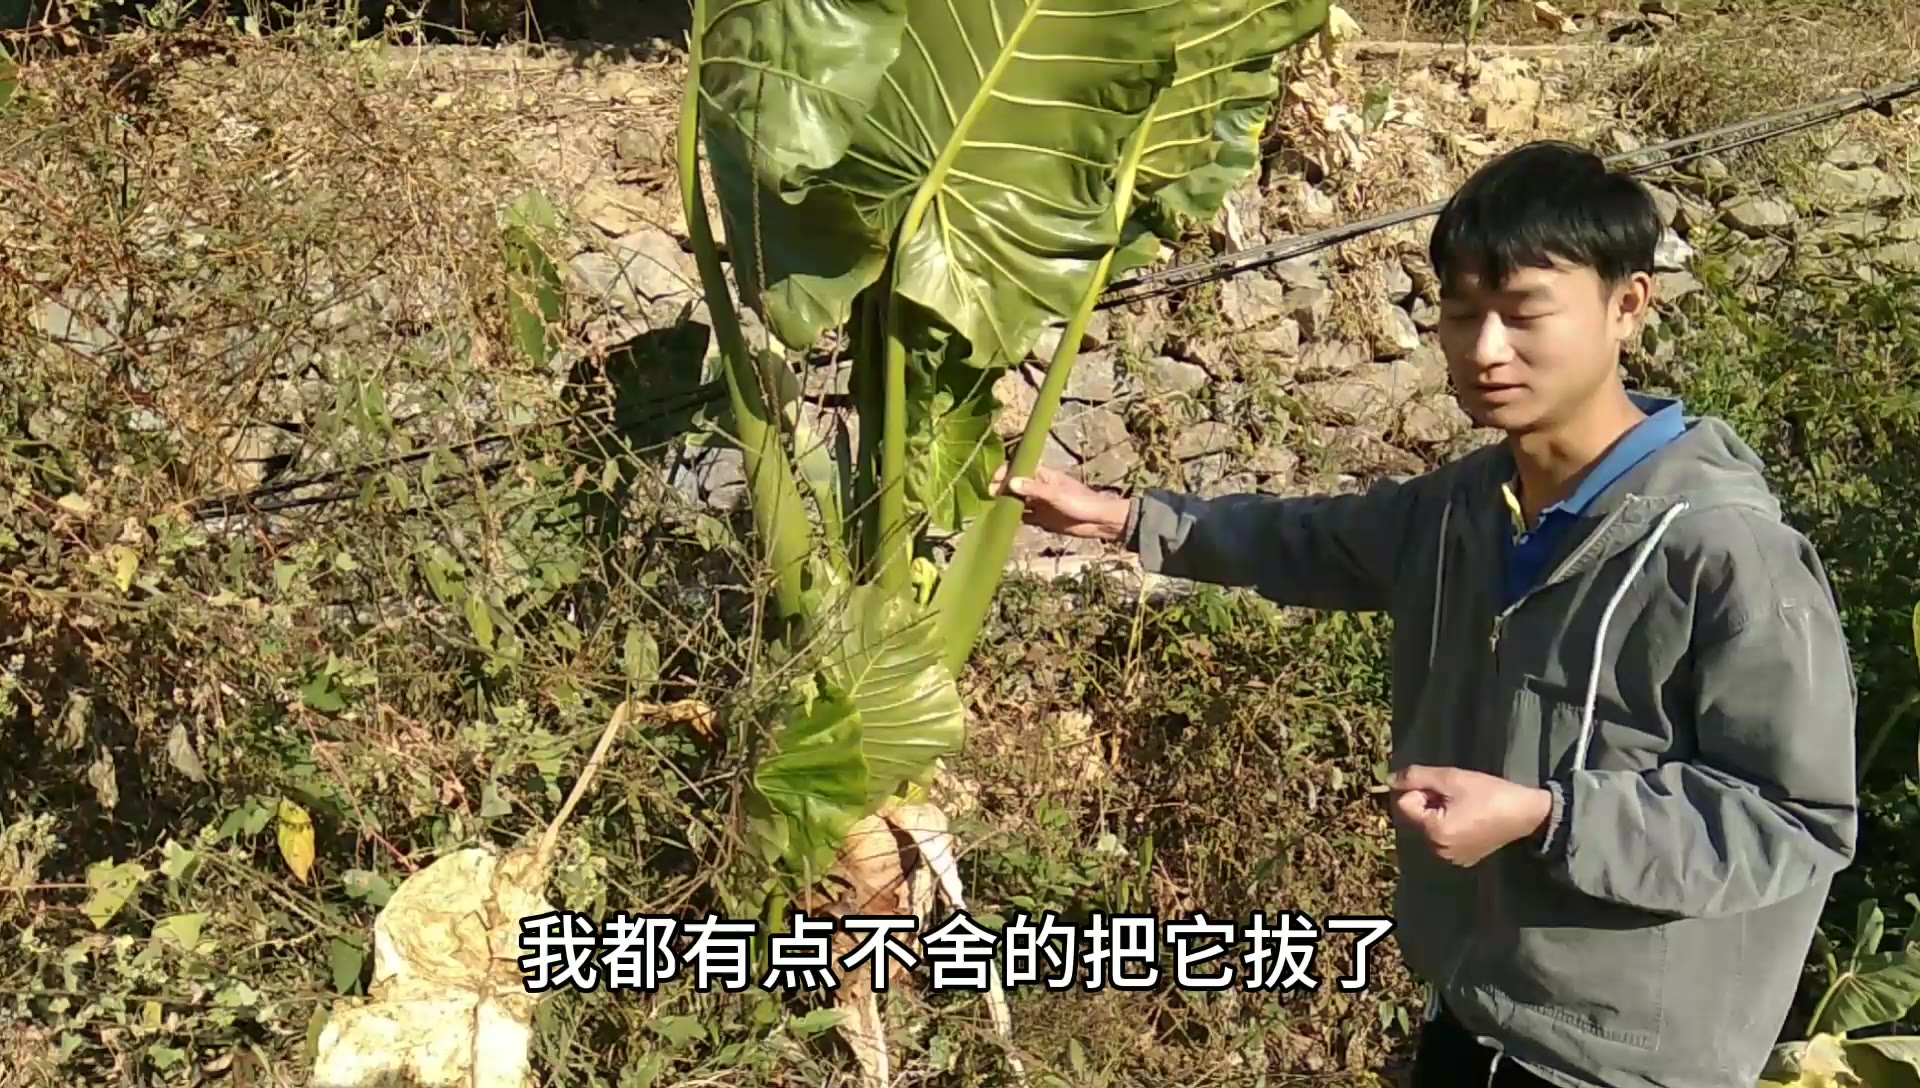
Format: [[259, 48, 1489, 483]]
[[698, 0, 909, 179], [1813, 947, 1920, 1035], [1847, 1037, 1920, 1087], [1129, 0, 1331, 237], [748, 692, 870, 877], [906, 350, 1005, 532], [819, 582, 966, 802], [709, 0, 1193, 365], [1855, 899, 1890, 971]]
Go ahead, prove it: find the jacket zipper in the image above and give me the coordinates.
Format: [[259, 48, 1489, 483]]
[[1448, 499, 1640, 1015]]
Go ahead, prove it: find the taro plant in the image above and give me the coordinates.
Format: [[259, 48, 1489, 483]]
[[675, 0, 1330, 1077], [1758, 604, 1920, 1087], [1759, 894, 1920, 1086]]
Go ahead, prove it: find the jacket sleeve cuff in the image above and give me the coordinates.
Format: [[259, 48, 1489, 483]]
[[1120, 496, 1145, 553], [1534, 780, 1571, 860]]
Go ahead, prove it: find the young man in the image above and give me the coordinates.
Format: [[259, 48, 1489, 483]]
[[999, 141, 1859, 1087]]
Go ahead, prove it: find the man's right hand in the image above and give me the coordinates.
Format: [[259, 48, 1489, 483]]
[[991, 464, 1132, 543]]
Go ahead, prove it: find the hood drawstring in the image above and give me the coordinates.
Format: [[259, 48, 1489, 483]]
[[1573, 501, 1689, 772], [1429, 500, 1453, 673]]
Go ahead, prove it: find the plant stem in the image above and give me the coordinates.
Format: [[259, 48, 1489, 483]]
[[852, 289, 886, 580], [535, 701, 632, 874], [1859, 691, 1919, 786], [1805, 975, 1842, 1037], [677, 1, 813, 630], [932, 115, 1160, 673], [878, 307, 912, 593]]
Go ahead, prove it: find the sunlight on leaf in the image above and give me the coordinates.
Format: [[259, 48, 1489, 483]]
[[277, 799, 316, 885], [81, 860, 147, 930]]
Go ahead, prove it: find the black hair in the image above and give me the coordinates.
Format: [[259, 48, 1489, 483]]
[[1427, 140, 1662, 297]]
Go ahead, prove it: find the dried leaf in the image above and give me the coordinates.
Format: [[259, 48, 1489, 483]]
[[110, 545, 139, 594], [311, 847, 553, 1088], [166, 724, 207, 783], [277, 799, 316, 884]]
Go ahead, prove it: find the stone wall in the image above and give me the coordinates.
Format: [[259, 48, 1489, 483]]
[[665, 131, 1917, 580]]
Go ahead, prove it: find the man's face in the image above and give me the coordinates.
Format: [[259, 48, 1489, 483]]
[[1436, 260, 1651, 434]]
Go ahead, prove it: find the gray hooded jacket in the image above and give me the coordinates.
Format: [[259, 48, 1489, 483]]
[[1122, 412, 1858, 1088]]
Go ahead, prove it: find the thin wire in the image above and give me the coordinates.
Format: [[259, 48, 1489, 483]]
[[1096, 73, 1920, 309], [175, 73, 1919, 521]]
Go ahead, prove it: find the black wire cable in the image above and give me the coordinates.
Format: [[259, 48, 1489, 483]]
[[178, 73, 1920, 521]]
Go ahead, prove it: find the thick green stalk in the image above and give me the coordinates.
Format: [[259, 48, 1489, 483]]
[[678, 0, 813, 629], [932, 116, 1161, 674], [873, 3, 1048, 595], [850, 290, 885, 577]]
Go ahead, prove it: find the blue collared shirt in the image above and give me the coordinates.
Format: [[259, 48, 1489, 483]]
[[1501, 395, 1688, 608]]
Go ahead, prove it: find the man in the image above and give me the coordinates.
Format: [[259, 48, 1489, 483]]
[[998, 141, 1858, 1087]]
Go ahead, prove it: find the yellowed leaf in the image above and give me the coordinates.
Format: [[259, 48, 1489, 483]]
[[277, 799, 316, 884], [311, 846, 552, 1088], [109, 545, 139, 594], [638, 699, 716, 739]]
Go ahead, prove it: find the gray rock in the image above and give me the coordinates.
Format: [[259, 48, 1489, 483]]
[[1062, 350, 1119, 402], [1673, 190, 1717, 234], [1148, 356, 1210, 395], [32, 296, 118, 356], [1252, 317, 1302, 356], [1654, 229, 1694, 273], [1383, 261, 1415, 302], [1286, 287, 1335, 336], [1686, 154, 1731, 183], [1272, 254, 1329, 292], [1399, 394, 1467, 446], [1725, 239, 1791, 285], [1041, 435, 1079, 473], [1655, 271, 1702, 303], [1290, 179, 1338, 228], [698, 447, 746, 494], [1410, 343, 1450, 391], [615, 126, 669, 166], [1871, 242, 1920, 274], [992, 368, 1036, 439], [1403, 254, 1439, 302], [1218, 182, 1267, 249], [1647, 185, 1681, 227], [1410, 298, 1440, 332], [611, 229, 699, 302], [1080, 442, 1140, 487], [1299, 359, 1423, 422], [1810, 163, 1905, 210], [1054, 404, 1130, 460], [1032, 311, 1113, 362], [805, 360, 852, 399], [1200, 472, 1260, 500], [1223, 277, 1292, 328], [1173, 420, 1236, 461], [1298, 340, 1369, 376], [1721, 196, 1797, 236], [570, 252, 640, 310], [1816, 212, 1891, 244], [1824, 139, 1877, 170], [1371, 304, 1422, 360], [1249, 445, 1298, 484]]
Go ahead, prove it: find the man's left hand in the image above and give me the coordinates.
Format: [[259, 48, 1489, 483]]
[[1390, 765, 1553, 867]]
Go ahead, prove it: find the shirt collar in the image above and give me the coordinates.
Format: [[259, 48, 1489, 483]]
[[1503, 394, 1688, 532]]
